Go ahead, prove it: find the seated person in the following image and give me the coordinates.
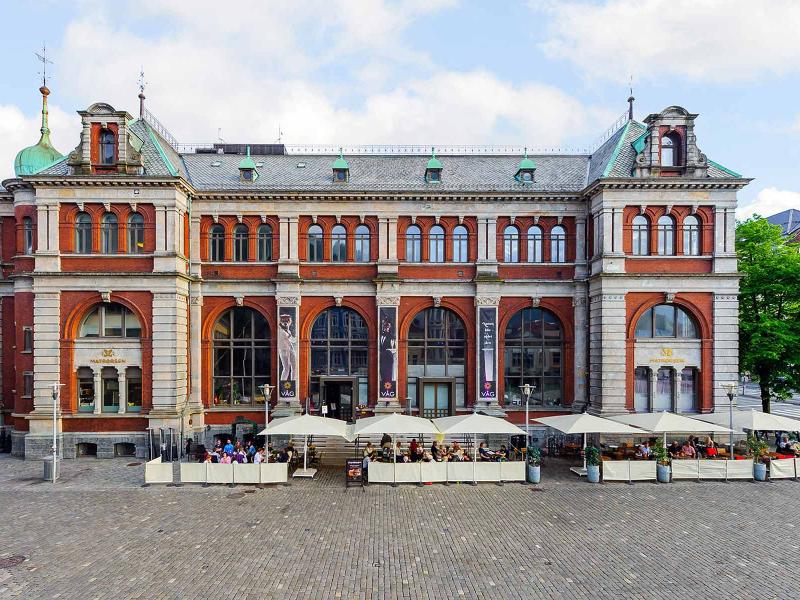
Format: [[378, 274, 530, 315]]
[[681, 441, 696, 458], [779, 435, 798, 455], [409, 438, 419, 461], [415, 445, 424, 461], [422, 450, 433, 462], [478, 442, 494, 461], [363, 441, 375, 459], [451, 442, 464, 462], [639, 441, 652, 459], [668, 441, 681, 458], [395, 441, 409, 462], [430, 441, 441, 461], [703, 436, 717, 457], [497, 445, 508, 461], [380, 433, 392, 449]]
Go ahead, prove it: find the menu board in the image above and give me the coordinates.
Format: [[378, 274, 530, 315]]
[[345, 458, 363, 488]]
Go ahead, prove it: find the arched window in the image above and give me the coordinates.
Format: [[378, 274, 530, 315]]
[[127, 213, 144, 254], [503, 307, 563, 408], [307, 224, 323, 262], [79, 303, 141, 338], [209, 224, 225, 261], [257, 224, 272, 261], [22, 217, 34, 255], [634, 304, 698, 338], [331, 224, 347, 262], [429, 225, 445, 263], [631, 215, 650, 256], [310, 307, 369, 421], [354, 224, 370, 263], [233, 224, 249, 262], [503, 225, 519, 263], [407, 307, 466, 416], [657, 215, 675, 255], [682, 215, 700, 255], [405, 225, 421, 262], [75, 212, 92, 253], [212, 307, 271, 406], [101, 213, 118, 254], [99, 129, 116, 165], [452, 225, 468, 263], [527, 225, 542, 263], [550, 225, 566, 263], [661, 132, 680, 167]]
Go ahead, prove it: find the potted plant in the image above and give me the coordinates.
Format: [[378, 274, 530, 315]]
[[585, 445, 601, 483], [747, 434, 769, 481], [527, 446, 541, 484], [652, 438, 671, 483]]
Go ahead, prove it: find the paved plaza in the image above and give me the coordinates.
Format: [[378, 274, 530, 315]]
[[0, 455, 798, 600]]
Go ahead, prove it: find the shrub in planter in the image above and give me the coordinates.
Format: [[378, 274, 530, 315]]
[[585, 445, 601, 483], [652, 438, 671, 483], [747, 434, 769, 481], [527, 447, 541, 484]]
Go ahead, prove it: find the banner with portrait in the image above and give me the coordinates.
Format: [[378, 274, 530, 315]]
[[478, 307, 497, 399], [277, 306, 297, 398], [378, 306, 398, 399]]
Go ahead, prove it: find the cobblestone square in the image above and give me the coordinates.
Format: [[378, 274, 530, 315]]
[[1, 455, 798, 599]]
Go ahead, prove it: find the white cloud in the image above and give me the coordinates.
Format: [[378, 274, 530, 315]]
[[537, 0, 800, 83], [737, 187, 800, 220]]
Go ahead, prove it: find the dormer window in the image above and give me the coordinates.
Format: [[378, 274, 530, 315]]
[[332, 148, 349, 183], [99, 128, 115, 165], [515, 148, 536, 183], [425, 147, 442, 183], [661, 132, 681, 167], [238, 146, 259, 182]]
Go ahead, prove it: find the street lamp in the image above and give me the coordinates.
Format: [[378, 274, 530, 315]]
[[521, 383, 536, 457], [50, 382, 64, 484], [259, 383, 275, 450], [721, 381, 737, 459]]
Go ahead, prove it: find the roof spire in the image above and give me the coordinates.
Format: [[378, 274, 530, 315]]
[[627, 75, 635, 121], [138, 67, 146, 118]]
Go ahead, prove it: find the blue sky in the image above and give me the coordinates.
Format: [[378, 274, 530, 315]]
[[1, 0, 798, 215]]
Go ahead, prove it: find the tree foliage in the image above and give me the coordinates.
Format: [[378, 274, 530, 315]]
[[737, 216, 800, 412]]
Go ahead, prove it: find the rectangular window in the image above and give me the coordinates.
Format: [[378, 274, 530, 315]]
[[678, 368, 697, 413], [634, 367, 650, 412], [23, 372, 34, 398], [23, 218, 34, 255], [22, 327, 33, 353], [654, 367, 674, 411]]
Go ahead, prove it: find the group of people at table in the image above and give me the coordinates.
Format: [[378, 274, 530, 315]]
[[604, 432, 800, 461], [198, 438, 301, 465], [362, 434, 512, 465]]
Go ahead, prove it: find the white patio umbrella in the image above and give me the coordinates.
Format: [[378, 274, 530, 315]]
[[434, 413, 528, 483], [350, 413, 439, 485], [534, 413, 645, 475], [694, 409, 800, 432], [609, 411, 731, 448], [259, 414, 350, 478]]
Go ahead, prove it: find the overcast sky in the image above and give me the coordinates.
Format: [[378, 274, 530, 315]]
[[1, 0, 798, 217]]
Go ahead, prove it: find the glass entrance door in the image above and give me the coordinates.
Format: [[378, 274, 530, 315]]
[[323, 380, 354, 422], [421, 381, 452, 418]]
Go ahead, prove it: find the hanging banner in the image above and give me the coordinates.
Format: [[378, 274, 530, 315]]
[[277, 306, 297, 398], [378, 306, 398, 399], [478, 307, 497, 399]]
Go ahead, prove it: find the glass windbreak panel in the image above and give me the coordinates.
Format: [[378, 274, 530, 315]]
[[676, 308, 697, 338], [634, 309, 653, 338], [653, 305, 675, 337], [634, 367, 650, 412], [654, 368, 673, 411], [104, 304, 123, 337], [81, 309, 100, 337]]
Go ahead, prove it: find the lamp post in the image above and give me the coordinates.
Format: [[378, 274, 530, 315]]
[[721, 381, 737, 459], [259, 383, 275, 450], [521, 383, 536, 456], [50, 382, 64, 483]]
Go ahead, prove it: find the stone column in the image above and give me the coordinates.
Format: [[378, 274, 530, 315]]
[[587, 292, 627, 414], [649, 368, 658, 412], [155, 205, 167, 254], [713, 206, 726, 255], [374, 295, 402, 414], [474, 296, 501, 412], [713, 293, 739, 411], [189, 292, 203, 411], [387, 217, 398, 261], [486, 218, 497, 262], [189, 215, 201, 277], [117, 368, 127, 414], [612, 208, 624, 255], [32, 291, 61, 411], [572, 292, 588, 411], [93, 369, 102, 415]]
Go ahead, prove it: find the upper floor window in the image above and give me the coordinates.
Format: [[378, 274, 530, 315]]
[[503, 225, 519, 263], [75, 212, 92, 253], [209, 224, 225, 261], [632, 215, 650, 256], [22, 326, 33, 352], [128, 213, 144, 254], [634, 304, 698, 339], [527, 225, 542, 263], [257, 224, 273, 261], [661, 132, 681, 167], [331, 224, 347, 262], [550, 225, 566, 263], [453, 225, 468, 263], [683, 215, 700, 255], [101, 213, 118, 254], [80, 303, 141, 338], [99, 129, 115, 165], [657, 215, 675, 255], [354, 225, 370, 263], [405, 225, 421, 262], [308, 224, 323, 262], [22, 217, 33, 255], [429, 225, 445, 263], [233, 224, 249, 262]]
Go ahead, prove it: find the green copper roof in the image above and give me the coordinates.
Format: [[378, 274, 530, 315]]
[[426, 147, 442, 170], [239, 146, 257, 170], [14, 86, 64, 176], [332, 148, 349, 170], [631, 130, 647, 155], [516, 148, 536, 172]]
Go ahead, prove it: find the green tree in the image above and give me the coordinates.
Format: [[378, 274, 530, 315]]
[[737, 216, 800, 412]]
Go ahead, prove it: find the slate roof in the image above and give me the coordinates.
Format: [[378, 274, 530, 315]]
[[767, 209, 800, 236]]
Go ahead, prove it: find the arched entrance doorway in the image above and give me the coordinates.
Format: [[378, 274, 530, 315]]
[[309, 307, 369, 421]]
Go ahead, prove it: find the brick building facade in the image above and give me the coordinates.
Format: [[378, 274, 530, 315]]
[[0, 92, 747, 459]]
